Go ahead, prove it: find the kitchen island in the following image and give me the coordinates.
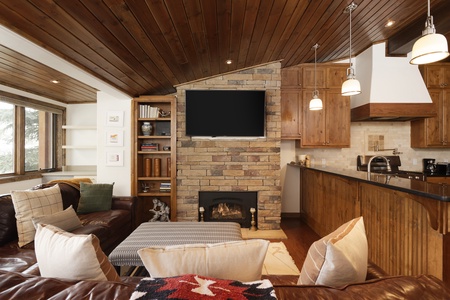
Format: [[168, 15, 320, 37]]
[[289, 163, 450, 285]]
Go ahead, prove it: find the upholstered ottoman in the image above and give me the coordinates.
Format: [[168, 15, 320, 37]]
[[108, 222, 242, 267]]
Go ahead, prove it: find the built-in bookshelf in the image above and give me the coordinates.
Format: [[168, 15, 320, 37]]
[[131, 95, 177, 225]]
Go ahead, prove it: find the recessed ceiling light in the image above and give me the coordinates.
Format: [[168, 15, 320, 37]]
[[385, 20, 395, 27], [226, 59, 232, 65], [50, 79, 60, 84]]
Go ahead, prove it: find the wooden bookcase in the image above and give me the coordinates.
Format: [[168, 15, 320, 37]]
[[131, 95, 177, 225]]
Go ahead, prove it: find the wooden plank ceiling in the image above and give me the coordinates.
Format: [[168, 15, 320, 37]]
[[0, 0, 449, 103]]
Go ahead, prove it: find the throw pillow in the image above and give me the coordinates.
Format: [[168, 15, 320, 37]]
[[10, 184, 63, 247], [34, 223, 120, 282], [138, 239, 269, 282], [298, 216, 368, 287], [77, 182, 114, 214], [130, 274, 276, 300], [32, 205, 82, 231]]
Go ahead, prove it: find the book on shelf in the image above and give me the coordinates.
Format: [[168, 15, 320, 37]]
[[141, 143, 159, 151], [160, 182, 171, 192], [139, 105, 160, 118]]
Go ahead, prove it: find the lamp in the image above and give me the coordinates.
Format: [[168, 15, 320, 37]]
[[410, 0, 449, 64], [309, 43, 323, 110], [342, 2, 361, 96]]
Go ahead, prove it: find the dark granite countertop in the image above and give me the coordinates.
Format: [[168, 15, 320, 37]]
[[288, 163, 449, 202]]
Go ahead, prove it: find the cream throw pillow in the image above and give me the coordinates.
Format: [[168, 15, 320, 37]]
[[35, 224, 120, 282], [32, 205, 82, 231], [298, 217, 368, 287], [11, 185, 63, 247], [138, 239, 269, 282]]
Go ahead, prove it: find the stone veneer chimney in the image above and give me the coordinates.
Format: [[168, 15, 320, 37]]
[[175, 62, 281, 230]]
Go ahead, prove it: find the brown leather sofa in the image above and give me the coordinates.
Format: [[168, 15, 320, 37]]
[[0, 181, 136, 276], [0, 268, 449, 299]]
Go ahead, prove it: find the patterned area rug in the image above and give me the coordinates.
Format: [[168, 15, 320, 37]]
[[241, 228, 287, 239], [262, 242, 300, 276]]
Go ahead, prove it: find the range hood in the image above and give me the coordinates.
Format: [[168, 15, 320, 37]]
[[350, 42, 436, 122]]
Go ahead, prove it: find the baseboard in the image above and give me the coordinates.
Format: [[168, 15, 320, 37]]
[[281, 212, 301, 219]]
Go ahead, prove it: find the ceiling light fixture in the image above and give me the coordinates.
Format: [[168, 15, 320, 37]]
[[385, 20, 395, 27], [226, 59, 232, 65], [341, 2, 361, 96], [309, 43, 323, 111], [50, 79, 60, 84], [410, 0, 449, 64]]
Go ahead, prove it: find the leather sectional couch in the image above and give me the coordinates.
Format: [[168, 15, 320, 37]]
[[0, 181, 136, 276], [0, 182, 449, 299]]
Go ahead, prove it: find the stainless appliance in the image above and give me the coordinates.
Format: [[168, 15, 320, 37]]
[[357, 155, 425, 181], [436, 162, 450, 176]]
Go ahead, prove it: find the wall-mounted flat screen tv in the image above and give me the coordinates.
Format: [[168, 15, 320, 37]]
[[185, 90, 266, 137]]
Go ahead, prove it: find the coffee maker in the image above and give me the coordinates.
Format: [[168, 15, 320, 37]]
[[422, 158, 436, 174]]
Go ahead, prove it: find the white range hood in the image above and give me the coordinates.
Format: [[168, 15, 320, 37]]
[[350, 42, 436, 121]]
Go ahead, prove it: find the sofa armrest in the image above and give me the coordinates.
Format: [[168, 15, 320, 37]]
[[366, 260, 389, 280], [111, 196, 137, 229], [111, 196, 137, 211]]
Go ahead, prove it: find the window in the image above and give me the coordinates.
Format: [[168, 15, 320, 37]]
[[0, 94, 64, 176]]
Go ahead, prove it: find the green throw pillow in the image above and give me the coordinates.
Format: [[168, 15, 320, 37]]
[[77, 182, 114, 214]]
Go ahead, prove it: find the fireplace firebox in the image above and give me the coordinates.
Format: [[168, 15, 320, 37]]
[[198, 191, 257, 228]]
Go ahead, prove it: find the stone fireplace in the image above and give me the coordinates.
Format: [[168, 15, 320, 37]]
[[198, 191, 257, 228], [175, 62, 282, 230]]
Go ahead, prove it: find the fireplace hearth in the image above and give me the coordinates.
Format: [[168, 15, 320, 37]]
[[198, 191, 257, 228]]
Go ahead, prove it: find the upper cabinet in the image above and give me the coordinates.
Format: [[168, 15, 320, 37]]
[[422, 64, 450, 88], [281, 63, 350, 148], [411, 63, 450, 148]]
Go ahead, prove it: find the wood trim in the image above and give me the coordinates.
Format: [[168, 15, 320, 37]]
[[351, 103, 437, 121]]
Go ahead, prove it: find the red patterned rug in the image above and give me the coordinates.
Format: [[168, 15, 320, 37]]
[[129, 273, 276, 299]]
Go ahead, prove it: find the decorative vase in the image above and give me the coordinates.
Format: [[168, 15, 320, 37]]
[[141, 122, 152, 136]]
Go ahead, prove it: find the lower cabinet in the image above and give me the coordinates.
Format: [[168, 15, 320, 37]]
[[300, 168, 449, 284]]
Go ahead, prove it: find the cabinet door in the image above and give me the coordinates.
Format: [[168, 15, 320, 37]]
[[326, 66, 347, 89], [325, 90, 350, 147], [281, 90, 302, 139], [424, 66, 450, 88], [443, 90, 450, 145], [302, 90, 325, 146], [302, 67, 326, 89], [426, 90, 446, 146], [281, 67, 302, 88]]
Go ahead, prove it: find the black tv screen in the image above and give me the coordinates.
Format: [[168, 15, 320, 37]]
[[185, 90, 266, 137]]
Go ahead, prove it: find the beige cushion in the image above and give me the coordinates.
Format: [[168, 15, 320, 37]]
[[11, 185, 63, 247], [32, 205, 82, 231], [138, 239, 269, 282], [298, 217, 368, 287], [34, 224, 120, 282]]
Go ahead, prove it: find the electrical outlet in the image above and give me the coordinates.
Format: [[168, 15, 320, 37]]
[[321, 159, 326, 166]]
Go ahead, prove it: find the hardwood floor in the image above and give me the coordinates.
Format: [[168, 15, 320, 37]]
[[270, 217, 320, 271]]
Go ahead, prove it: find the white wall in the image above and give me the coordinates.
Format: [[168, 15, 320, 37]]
[[280, 141, 300, 213], [96, 91, 133, 196], [65, 103, 97, 166]]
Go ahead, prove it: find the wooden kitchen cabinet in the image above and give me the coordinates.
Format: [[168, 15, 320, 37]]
[[411, 63, 450, 148], [281, 66, 302, 89], [426, 176, 450, 184], [421, 64, 450, 88], [301, 89, 351, 147], [281, 90, 302, 139], [281, 63, 350, 146]]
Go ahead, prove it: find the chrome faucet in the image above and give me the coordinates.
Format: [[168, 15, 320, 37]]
[[367, 156, 391, 180]]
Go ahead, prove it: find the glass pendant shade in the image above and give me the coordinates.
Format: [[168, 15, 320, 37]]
[[410, 32, 449, 64], [410, 2, 449, 65], [309, 93, 323, 110], [341, 67, 361, 96]]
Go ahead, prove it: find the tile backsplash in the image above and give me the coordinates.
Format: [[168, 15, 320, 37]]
[[296, 122, 450, 172]]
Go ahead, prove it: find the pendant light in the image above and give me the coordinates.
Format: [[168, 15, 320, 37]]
[[309, 43, 323, 111], [341, 2, 361, 96], [410, 0, 449, 64]]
